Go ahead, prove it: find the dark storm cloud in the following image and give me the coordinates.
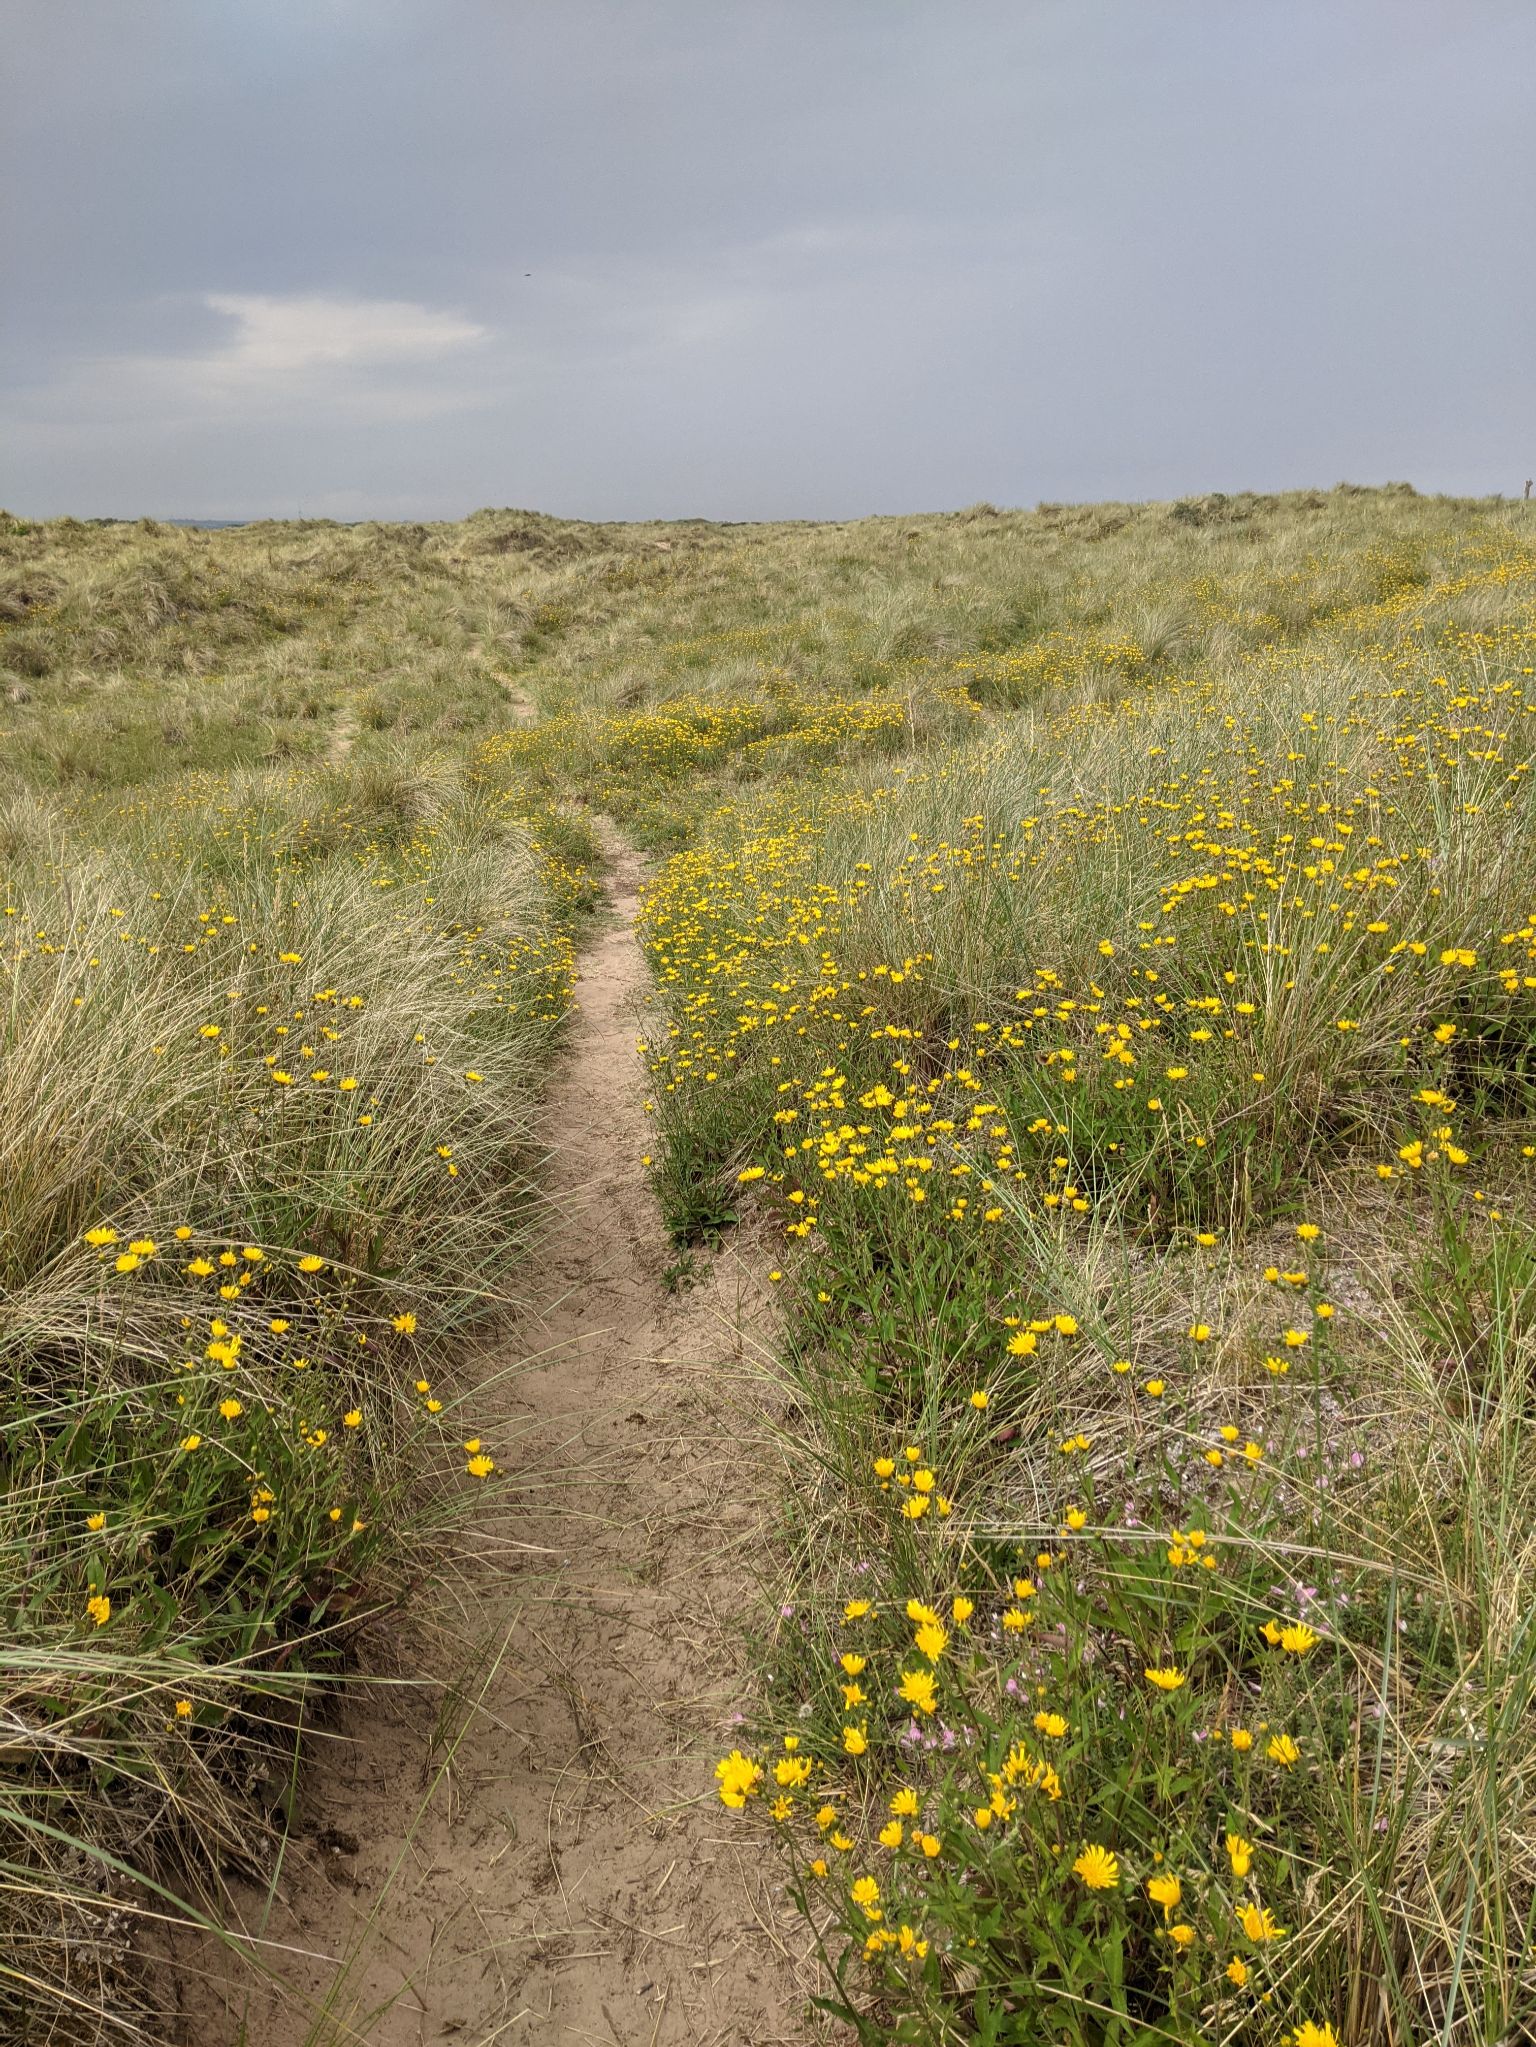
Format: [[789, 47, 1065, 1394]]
[[3, 0, 1533, 519]]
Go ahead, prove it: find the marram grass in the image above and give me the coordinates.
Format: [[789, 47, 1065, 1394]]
[[634, 515, 1536, 2046], [5, 489, 1536, 2043], [0, 701, 591, 2033]]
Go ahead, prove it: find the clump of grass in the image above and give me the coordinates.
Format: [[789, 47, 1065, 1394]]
[[636, 516, 1536, 2042], [0, 762, 589, 2033]]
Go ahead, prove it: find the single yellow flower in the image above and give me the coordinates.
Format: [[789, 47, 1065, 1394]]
[[1072, 1844, 1119, 1890], [1238, 1902, 1287, 1943], [1146, 1872, 1182, 1915]]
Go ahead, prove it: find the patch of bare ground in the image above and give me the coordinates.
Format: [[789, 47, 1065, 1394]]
[[328, 702, 358, 764], [158, 831, 821, 2047]]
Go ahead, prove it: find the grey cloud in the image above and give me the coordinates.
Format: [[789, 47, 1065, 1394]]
[[3, 0, 1533, 519]]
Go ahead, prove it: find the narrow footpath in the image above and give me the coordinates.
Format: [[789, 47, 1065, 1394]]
[[176, 835, 814, 2046]]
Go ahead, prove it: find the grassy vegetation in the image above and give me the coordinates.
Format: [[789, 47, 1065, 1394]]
[[4, 485, 1534, 2043], [0, 512, 602, 2035]]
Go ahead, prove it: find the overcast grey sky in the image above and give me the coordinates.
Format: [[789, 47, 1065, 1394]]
[[3, 2, 1533, 521]]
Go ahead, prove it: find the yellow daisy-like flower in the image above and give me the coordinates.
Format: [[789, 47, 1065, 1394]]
[[714, 1750, 761, 1809], [1144, 1665, 1186, 1691], [897, 1668, 938, 1716], [1072, 1844, 1120, 1890], [1146, 1872, 1181, 1915], [1238, 1902, 1286, 1943]]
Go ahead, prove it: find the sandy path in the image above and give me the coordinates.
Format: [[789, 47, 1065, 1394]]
[[327, 704, 358, 763], [170, 834, 812, 2046]]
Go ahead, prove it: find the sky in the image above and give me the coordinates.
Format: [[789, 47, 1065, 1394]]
[[3, 1, 1533, 522]]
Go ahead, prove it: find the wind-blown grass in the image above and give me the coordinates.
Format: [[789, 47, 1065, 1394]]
[[631, 507, 1536, 2045], [0, 741, 591, 2034], [5, 485, 1535, 2043]]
